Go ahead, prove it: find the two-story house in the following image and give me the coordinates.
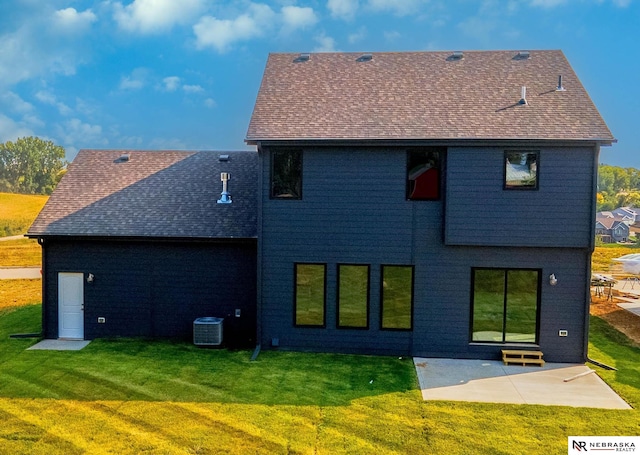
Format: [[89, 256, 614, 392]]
[[28, 50, 614, 363], [245, 50, 614, 363]]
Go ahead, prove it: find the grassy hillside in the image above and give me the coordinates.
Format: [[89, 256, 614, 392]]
[[0, 192, 48, 237]]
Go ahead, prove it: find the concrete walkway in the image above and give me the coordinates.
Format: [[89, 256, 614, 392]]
[[414, 358, 631, 409], [0, 267, 41, 279], [0, 235, 27, 242], [28, 339, 91, 351]]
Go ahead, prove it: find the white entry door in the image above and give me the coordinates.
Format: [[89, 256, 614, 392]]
[[58, 272, 84, 339]]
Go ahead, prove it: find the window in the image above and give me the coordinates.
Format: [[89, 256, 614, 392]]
[[471, 268, 540, 343], [380, 265, 414, 330], [271, 150, 302, 199], [337, 265, 369, 329], [294, 263, 326, 326], [407, 149, 443, 200], [504, 151, 538, 189]]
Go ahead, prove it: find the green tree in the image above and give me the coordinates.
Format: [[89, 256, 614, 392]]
[[0, 137, 66, 195]]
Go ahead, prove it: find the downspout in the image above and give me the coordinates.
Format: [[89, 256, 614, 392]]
[[584, 144, 617, 371], [583, 144, 599, 363], [252, 143, 265, 360], [38, 237, 46, 338]]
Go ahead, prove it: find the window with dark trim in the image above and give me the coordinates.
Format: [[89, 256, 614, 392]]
[[504, 151, 538, 190], [380, 265, 414, 330], [337, 264, 369, 329], [294, 263, 326, 327], [471, 268, 540, 343], [271, 150, 302, 199], [407, 148, 443, 200]]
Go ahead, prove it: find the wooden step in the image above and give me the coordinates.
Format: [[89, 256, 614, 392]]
[[501, 349, 545, 366]]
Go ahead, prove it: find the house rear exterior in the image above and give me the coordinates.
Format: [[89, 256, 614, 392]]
[[29, 50, 614, 363], [246, 50, 614, 362]]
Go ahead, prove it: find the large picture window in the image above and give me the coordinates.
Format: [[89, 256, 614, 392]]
[[380, 265, 414, 330], [504, 151, 538, 189], [471, 268, 540, 343], [407, 149, 443, 200], [271, 150, 302, 199], [294, 263, 326, 327], [337, 264, 369, 329]]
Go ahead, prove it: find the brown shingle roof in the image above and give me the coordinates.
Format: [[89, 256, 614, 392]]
[[27, 150, 257, 239], [246, 50, 614, 143]]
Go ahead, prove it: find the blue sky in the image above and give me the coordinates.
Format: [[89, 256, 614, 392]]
[[0, 0, 638, 167]]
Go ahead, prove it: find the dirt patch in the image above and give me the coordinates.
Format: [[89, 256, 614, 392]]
[[590, 292, 640, 346]]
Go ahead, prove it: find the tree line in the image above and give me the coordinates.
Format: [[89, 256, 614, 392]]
[[597, 164, 640, 211], [0, 137, 67, 195]]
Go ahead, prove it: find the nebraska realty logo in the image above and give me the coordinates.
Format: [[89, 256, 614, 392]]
[[569, 437, 639, 453]]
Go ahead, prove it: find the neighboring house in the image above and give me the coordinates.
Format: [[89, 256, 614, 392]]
[[245, 50, 614, 363], [29, 49, 614, 364], [27, 150, 258, 347], [596, 212, 630, 243], [612, 206, 640, 225]]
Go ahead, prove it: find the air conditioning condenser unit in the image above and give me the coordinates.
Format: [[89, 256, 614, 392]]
[[193, 317, 224, 346]]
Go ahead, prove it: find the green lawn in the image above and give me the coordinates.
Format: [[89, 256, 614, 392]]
[[0, 304, 638, 454], [0, 192, 48, 237], [592, 244, 639, 272]]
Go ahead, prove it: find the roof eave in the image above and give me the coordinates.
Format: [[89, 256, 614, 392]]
[[246, 137, 616, 147]]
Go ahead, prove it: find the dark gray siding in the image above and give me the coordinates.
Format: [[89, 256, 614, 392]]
[[43, 239, 256, 347], [258, 145, 592, 362], [445, 146, 596, 247]]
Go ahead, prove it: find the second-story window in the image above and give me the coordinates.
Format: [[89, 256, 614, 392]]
[[407, 149, 442, 200], [504, 151, 538, 190], [271, 150, 302, 199]]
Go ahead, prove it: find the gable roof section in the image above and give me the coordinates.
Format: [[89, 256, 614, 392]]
[[28, 150, 257, 239], [246, 50, 614, 144]]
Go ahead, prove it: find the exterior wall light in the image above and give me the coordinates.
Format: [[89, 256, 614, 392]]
[[87, 273, 95, 283], [549, 274, 558, 286]]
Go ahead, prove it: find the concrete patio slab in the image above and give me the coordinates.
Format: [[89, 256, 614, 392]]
[[618, 301, 640, 317], [414, 358, 631, 410], [27, 339, 91, 351]]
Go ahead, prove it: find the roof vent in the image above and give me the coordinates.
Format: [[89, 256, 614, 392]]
[[449, 51, 464, 60], [217, 172, 231, 204], [356, 53, 373, 62], [514, 51, 530, 60], [114, 153, 130, 163], [556, 75, 566, 92], [519, 86, 528, 105], [294, 53, 310, 63], [218, 154, 230, 162]]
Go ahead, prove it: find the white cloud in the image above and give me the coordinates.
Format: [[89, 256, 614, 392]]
[[119, 68, 149, 90], [57, 118, 108, 147], [383, 30, 401, 41], [327, 0, 360, 19], [281, 6, 318, 30], [113, 0, 204, 34], [193, 3, 276, 52], [204, 98, 217, 108], [528, 0, 568, 7], [0, 91, 34, 114], [0, 25, 79, 89], [35, 90, 73, 116], [162, 76, 181, 92], [52, 8, 97, 32], [182, 84, 204, 93], [366, 0, 427, 16], [313, 32, 338, 52], [0, 114, 35, 143], [348, 26, 367, 43]]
